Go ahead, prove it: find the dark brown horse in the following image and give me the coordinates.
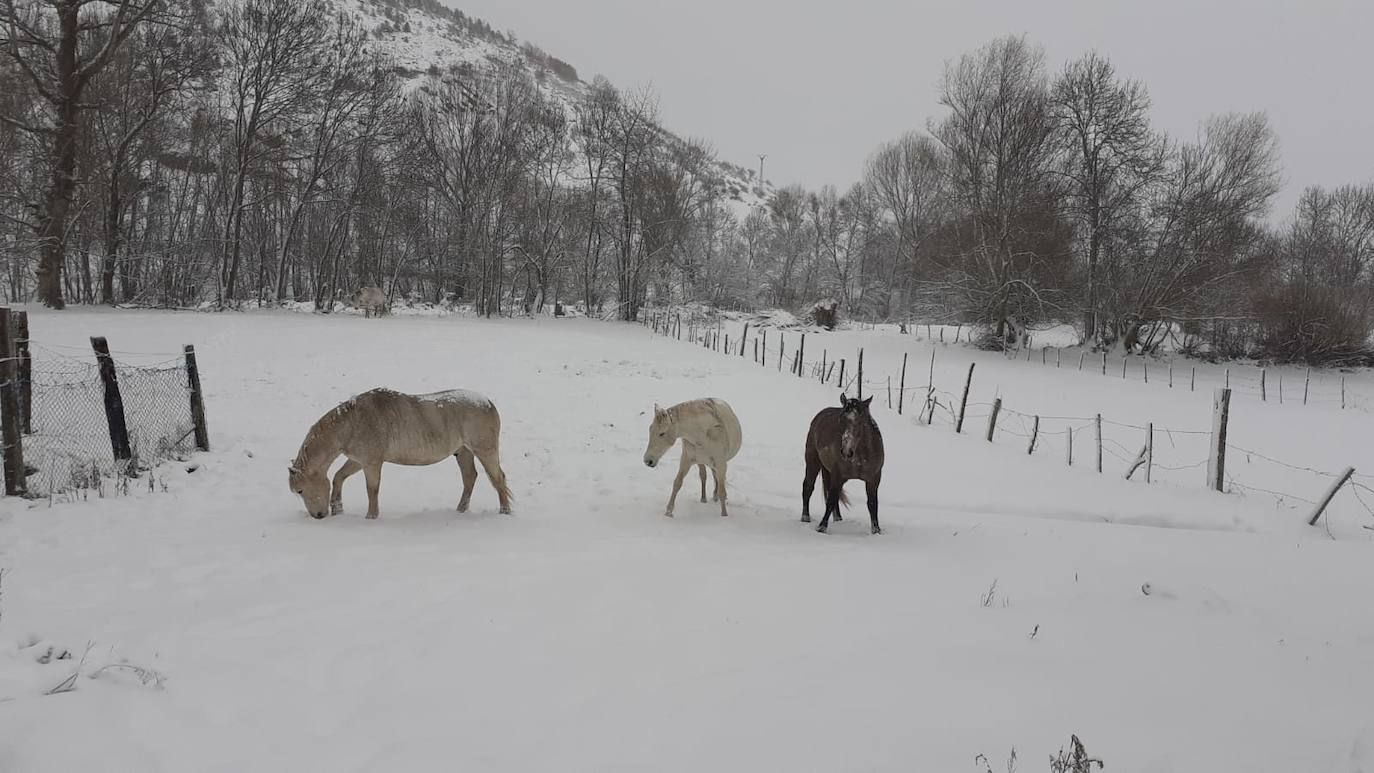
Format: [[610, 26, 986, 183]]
[[802, 394, 885, 534]]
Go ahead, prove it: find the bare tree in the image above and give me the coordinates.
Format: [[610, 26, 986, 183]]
[[1, 0, 165, 307], [863, 131, 945, 309], [1051, 51, 1167, 344]]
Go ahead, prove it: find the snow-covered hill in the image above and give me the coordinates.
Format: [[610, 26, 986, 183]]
[[341, 0, 775, 212]]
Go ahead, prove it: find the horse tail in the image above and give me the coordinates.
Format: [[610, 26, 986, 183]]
[[837, 487, 850, 509]]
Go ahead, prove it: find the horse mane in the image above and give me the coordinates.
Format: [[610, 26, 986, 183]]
[[293, 398, 357, 471]]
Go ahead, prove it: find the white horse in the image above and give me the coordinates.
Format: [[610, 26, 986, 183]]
[[642, 398, 742, 517]]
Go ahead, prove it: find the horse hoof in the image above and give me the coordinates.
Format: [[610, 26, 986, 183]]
[[833, 513, 843, 522], [871, 527, 882, 535], [815, 525, 828, 534], [800, 514, 811, 523], [456, 503, 469, 513], [329, 503, 343, 516], [663, 511, 674, 518], [365, 513, 379, 520], [500, 507, 512, 515], [700, 497, 708, 503]]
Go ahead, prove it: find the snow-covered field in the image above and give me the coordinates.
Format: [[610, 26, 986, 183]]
[[2, 308, 1373, 772]]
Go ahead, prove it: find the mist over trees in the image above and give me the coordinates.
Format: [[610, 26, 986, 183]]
[[1, 2, 1370, 364]]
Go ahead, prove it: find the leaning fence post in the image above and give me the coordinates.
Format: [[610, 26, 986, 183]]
[[91, 336, 132, 463], [797, 334, 805, 378], [1078, 352, 1085, 371], [898, 353, 908, 415], [0, 310, 25, 495], [1027, 415, 1039, 455], [1191, 367, 1196, 392], [1066, 426, 1074, 466], [1260, 368, 1266, 401], [739, 324, 748, 356], [1341, 377, 1346, 409], [838, 359, 846, 392], [1207, 388, 1231, 492], [985, 398, 1002, 442], [955, 362, 975, 434], [15, 311, 30, 434], [1308, 467, 1356, 526], [1303, 368, 1310, 405], [1102, 351, 1107, 376], [778, 333, 785, 371], [185, 345, 210, 452]]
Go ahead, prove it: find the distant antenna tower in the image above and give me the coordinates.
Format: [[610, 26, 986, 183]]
[[756, 154, 767, 187]]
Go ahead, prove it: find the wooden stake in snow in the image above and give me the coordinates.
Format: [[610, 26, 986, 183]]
[[753, 339, 758, 364], [954, 323, 962, 343], [1260, 368, 1266, 401], [1067, 426, 1074, 466], [739, 324, 748, 356], [1079, 351, 1086, 371], [1225, 368, 1230, 389], [1145, 423, 1154, 483], [797, 334, 805, 378], [778, 333, 785, 371], [1041, 348, 1046, 365], [986, 398, 1002, 442], [1168, 362, 1173, 388], [955, 362, 975, 434], [1303, 368, 1310, 405], [887, 377, 892, 409], [1191, 367, 1196, 392], [1057, 348, 1061, 368], [1279, 372, 1284, 404], [1028, 415, 1040, 455], [838, 359, 846, 393], [1144, 360, 1149, 383], [1341, 377, 1346, 409], [1102, 351, 1108, 376], [821, 350, 827, 382], [1207, 388, 1231, 492], [760, 330, 767, 365], [1095, 414, 1103, 474], [898, 353, 908, 415], [857, 348, 864, 400], [1308, 467, 1356, 526], [1122, 357, 1127, 379]]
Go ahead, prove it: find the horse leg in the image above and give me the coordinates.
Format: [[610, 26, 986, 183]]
[[713, 461, 728, 517], [866, 477, 882, 535], [665, 452, 691, 517], [802, 443, 820, 522], [698, 464, 708, 503], [711, 467, 720, 501], [363, 463, 382, 519], [474, 448, 513, 514], [454, 447, 478, 512], [330, 459, 362, 515], [813, 472, 835, 532]]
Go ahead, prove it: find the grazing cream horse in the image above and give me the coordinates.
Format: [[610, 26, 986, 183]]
[[351, 286, 387, 318], [288, 388, 512, 519], [642, 398, 742, 517]]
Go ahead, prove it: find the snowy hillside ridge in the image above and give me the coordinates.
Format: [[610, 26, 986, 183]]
[[339, 0, 774, 209]]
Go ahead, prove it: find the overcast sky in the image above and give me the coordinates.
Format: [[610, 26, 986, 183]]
[[451, 0, 1372, 218]]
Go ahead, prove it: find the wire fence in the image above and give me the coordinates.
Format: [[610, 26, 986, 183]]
[[641, 308, 1374, 535], [1, 320, 208, 501]]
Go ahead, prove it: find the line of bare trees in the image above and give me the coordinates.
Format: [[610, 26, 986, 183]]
[[2, 7, 1370, 362]]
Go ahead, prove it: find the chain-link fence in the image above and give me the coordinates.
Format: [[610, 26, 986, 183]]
[[2, 321, 208, 501]]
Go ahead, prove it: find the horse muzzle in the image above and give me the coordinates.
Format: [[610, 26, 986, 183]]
[[644, 458, 657, 468]]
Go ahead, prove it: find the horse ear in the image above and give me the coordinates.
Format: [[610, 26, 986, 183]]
[[839, 393, 847, 407], [861, 396, 873, 409]]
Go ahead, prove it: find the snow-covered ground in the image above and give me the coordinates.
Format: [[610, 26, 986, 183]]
[[2, 308, 1373, 772]]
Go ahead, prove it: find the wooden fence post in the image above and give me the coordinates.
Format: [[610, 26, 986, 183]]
[[1260, 368, 1266, 401], [838, 359, 846, 392], [0, 311, 25, 495], [1102, 351, 1107, 376], [1341, 377, 1346, 409], [1078, 352, 1085, 371], [739, 324, 748, 356], [1191, 367, 1196, 392], [1303, 368, 1310, 405], [753, 339, 758, 364], [820, 350, 827, 382], [778, 333, 785, 371], [898, 353, 908, 415], [1056, 349, 1061, 368], [185, 345, 210, 452], [1027, 415, 1039, 454], [985, 398, 1001, 442], [761, 330, 767, 365], [1207, 388, 1231, 492], [1143, 360, 1148, 383], [887, 377, 892, 409], [1095, 414, 1103, 474], [1168, 362, 1173, 388], [1145, 423, 1153, 483], [1308, 467, 1355, 526], [857, 348, 864, 400], [91, 337, 132, 463], [15, 311, 30, 434], [1066, 426, 1074, 466], [1122, 357, 1127, 379], [955, 362, 975, 434], [797, 334, 805, 378]]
